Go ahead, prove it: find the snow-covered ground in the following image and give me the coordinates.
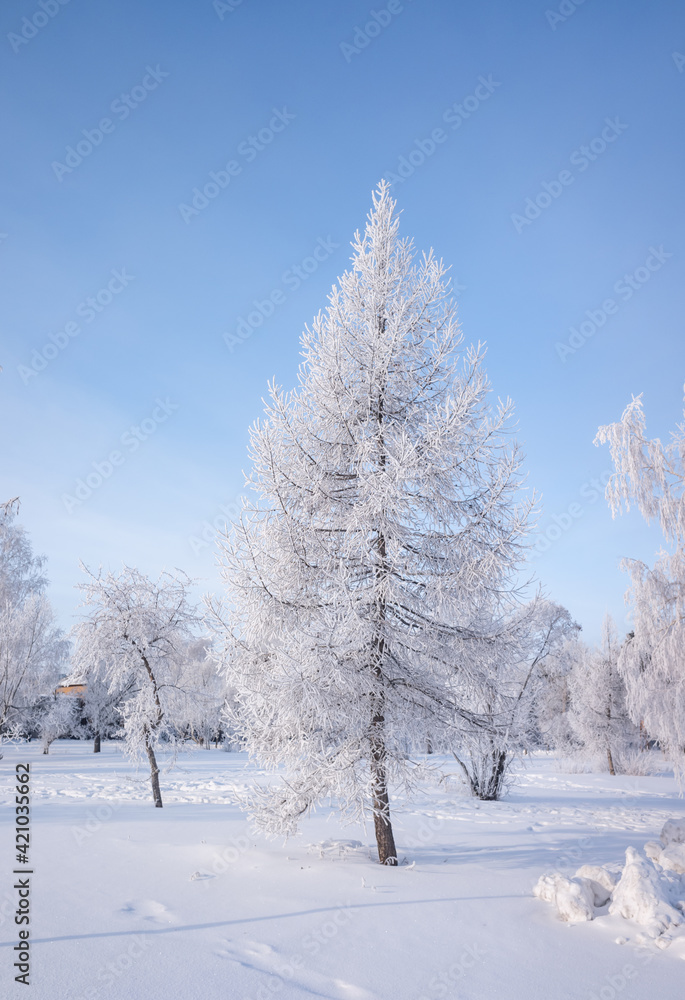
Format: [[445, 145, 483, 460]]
[[1, 743, 683, 999]]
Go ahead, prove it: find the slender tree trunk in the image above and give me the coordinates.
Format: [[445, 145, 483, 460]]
[[452, 753, 477, 796], [639, 720, 647, 751], [368, 313, 397, 866], [371, 714, 397, 865], [489, 749, 508, 800], [144, 730, 163, 807], [93, 732, 101, 753], [136, 646, 164, 806], [607, 745, 616, 776]]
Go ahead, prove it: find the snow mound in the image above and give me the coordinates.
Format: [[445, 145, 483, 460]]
[[608, 847, 682, 937], [660, 817, 685, 847], [575, 864, 618, 905], [644, 840, 663, 863], [659, 843, 685, 875], [535, 849, 685, 937], [533, 873, 595, 922]]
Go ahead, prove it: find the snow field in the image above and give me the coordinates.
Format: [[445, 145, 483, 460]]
[[1, 743, 684, 999]]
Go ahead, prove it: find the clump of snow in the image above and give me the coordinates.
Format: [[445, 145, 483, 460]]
[[608, 847, 682, 937], [575, 864, 619, 905], [307, 839, 365, 859], [644, 840, 663, 863], [533, 873, 561, 904], [533, 873, 595, 922], [660, 817, 685, 847], [659, 843, 685, 875], [535, 846, 685, 938]]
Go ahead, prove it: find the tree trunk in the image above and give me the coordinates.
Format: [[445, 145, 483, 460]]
[[371, 727, 397, 865], [137, 648, 164, 806], [93, 732, 101, 753], [490, 749, 508, 799], [476, 748, 507, 801], [606, 670, 615, 775], [369, 324, 397, 866], [145, 737, 163, 807]]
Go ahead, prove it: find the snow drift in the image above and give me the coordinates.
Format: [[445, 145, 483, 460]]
[[534, 817, 685, 940]]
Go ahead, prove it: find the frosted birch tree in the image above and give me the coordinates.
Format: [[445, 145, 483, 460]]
[[70, 566, 200, 806], [39, 693, 82, 754], [595, 390, 685, 778], [0, 509, 68, 731], [450, 598, 577, 799], [212, 182, 536, 864], [164, 637, 227, 747]]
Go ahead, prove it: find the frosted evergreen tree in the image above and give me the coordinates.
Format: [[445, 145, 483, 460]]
[[81, 672, 136, 752], [212, 183, 536, 863], [567, 614, 637, 774], [596, 390, 685, 779]]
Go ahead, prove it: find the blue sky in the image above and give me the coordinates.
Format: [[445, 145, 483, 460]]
[[1, 0, 684, 643]]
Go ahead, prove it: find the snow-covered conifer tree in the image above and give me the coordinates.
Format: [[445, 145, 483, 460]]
[[70, 566, 200, 806], [567, 614, 637, 774], [212, 182, 536, 863], [595, 391, 685, 779], [81, 673, 135, 751], [530, 636, 579, 753]]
